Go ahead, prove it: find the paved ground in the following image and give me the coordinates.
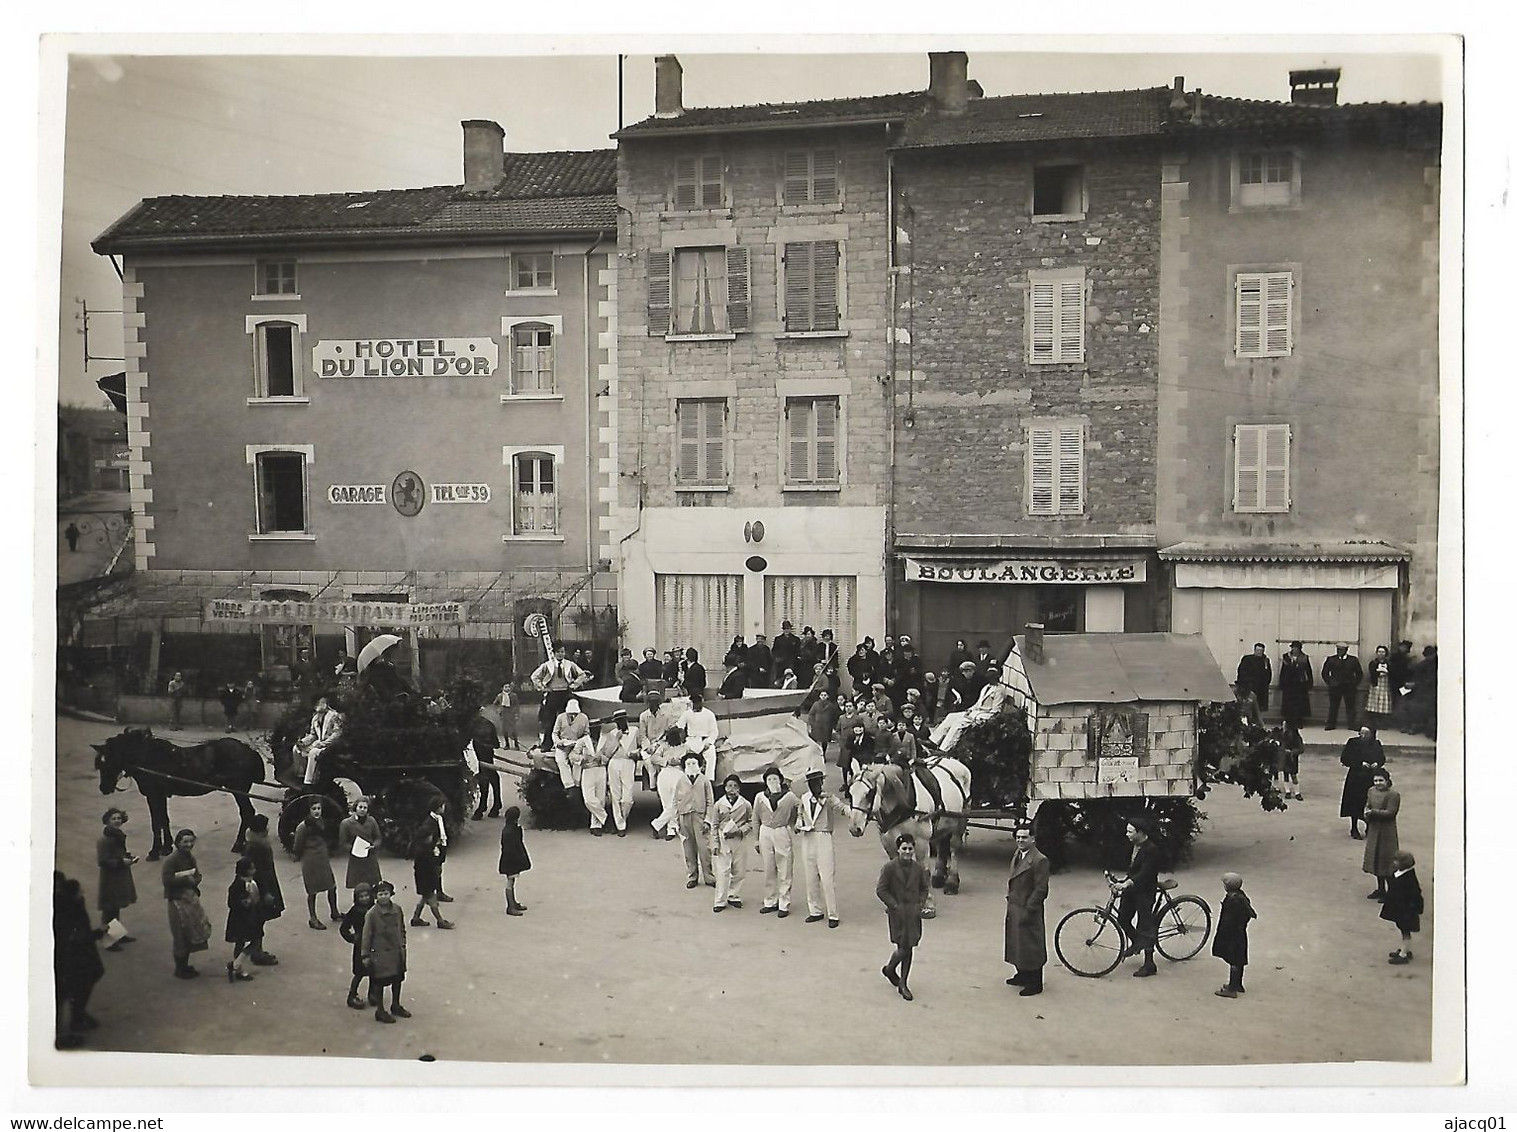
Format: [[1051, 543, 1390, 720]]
[[48, 713, 1436, 1068]]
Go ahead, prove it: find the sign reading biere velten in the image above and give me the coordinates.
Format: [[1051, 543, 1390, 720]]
[[204, 599, 468, 626]]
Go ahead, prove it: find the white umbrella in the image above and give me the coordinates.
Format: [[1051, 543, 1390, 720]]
[[357, 633, 403, 674]]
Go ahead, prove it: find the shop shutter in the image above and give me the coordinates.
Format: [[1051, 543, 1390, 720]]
[[725, 245, 751, 331], [646, 249, 671, 336], [765, 575, 856, 650], [656, 574, 744, 674]]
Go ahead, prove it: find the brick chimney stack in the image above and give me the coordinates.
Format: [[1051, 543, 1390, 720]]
[[655, 54, 685, 118], [1290, 67, 1342, 106], [1169, 76, 1189, 116], [928, 51, 970, 115], [1025, 623, 1046, 666], [461, 120, 504, 194]]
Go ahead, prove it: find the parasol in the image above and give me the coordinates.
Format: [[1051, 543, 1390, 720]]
[[357, 634, 403, 674]]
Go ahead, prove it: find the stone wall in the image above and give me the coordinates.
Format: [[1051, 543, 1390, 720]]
[[1030, 699, 1196, 801]]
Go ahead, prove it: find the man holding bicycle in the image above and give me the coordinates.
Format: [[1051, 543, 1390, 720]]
[[1114, 818, 1161, 977]]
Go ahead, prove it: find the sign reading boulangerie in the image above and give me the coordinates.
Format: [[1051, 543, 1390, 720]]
[[905, 557, 1147, 584], [204, 599, 468, 626], [313, 338, 498, 378]]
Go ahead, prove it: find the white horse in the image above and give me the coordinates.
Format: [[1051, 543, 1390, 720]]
[[846, 757, 972, 917]]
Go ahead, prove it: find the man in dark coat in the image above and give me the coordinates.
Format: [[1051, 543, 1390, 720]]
[[1235, 643, 1273, 712], [770, 622, 801, 685], [1387, 640, 1415, 716], [1339, 726, 1385, 839], [817, 629, 842, 696], [1115, 818, 1162, 977], [946, 661, 979, 715], [745, 634, 773, 690], [795, 628, 822, 687], [1321, 643, 1364, 731], [892, 637, 925, 710], [847, 644, 878, 698], [637, 647, 664, 683], [1003, 824, 1049, 996], [1278, 641, 1314, 728]]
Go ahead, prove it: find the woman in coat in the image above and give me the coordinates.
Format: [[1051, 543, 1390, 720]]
[[53, 872, 105, 1048], [338, 796, 383, 891], [242, 814, 282, 965], [1362, 768, 1401, 900], [291, 800, 340, 930], [807, 690, 841, 758], [1003, 824, 1050, 996], [360, 881, 410, 1023], [95, 807, 138, 949], [223, 856, 261, 982], [161, 828, 211, 979], [498, 805, 532, 915], [1338, 728, 1385, 839], [876, 832, 931, 1002], [1381, 850, 1424, 964]]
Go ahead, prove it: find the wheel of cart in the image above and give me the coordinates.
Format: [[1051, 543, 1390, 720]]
[[1054, 873, 1213, 977], [277, 786, 350, 851]]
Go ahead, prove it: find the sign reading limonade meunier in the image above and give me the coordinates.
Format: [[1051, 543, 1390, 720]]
[[204, 599, 468, 626], [313, 338, 498, 378]]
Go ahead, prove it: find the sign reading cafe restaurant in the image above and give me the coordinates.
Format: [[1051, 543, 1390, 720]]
[[204, 599, 468, 627], [313, 338, 499, 378], [905, 557, 1148, 585]]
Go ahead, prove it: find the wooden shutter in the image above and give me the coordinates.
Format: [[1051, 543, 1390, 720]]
[[783, 151, 811, 206], [1234, 424, 1262, 510], [1056, 424, 1084, 512], [812, 149, 839, 203], [673, 156, 699, 210], [725, 246, 750, 331], [677, 401, 703, 484], [647, 250, 671, 337], [1057, 278, 1084, 362], [815, 398, 839, 481], [786, 399, 812, 482], [699, 155, 724, 209], [813, 241, 840, 331], [1029, 280, 1056, 363], [1028, 427, 1056, 514], [1264, 273, 1293, 355], [783, 242, 812, 332], [1261, 423, 1291, 511], [702, 399, 726, 483]]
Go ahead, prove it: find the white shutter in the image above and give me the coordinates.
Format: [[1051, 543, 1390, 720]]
[[725, 245, 750, 331], [1261, 423, 1291, 511], [815, 398, 839, 482], [783, 242, 812, 333], [647, 249, 671, 336], [786, 399, 812, 482], [1234, 424, 1263, 511], [1028, 426, 1056, 514], [702, 399, 726, 484], [1029, 280, 1056, 363], [673, 156, 699, 211], [676, 401, 703, 484], [1056, 424, 1084, 512], [1264, 273, 1293, 355], [1236, 274, 1263, 356], [1057, 278, 1084, 362], [813, 242, 840, 331]]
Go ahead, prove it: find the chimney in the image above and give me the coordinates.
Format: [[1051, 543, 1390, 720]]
[[966, 79, 984, 100], [1289, 67, 1341, 106], [461, 119, 504, 193], [928, 51, 970, 115], [655, 54, 684, 118], [1169, 75, 1189, 117], [1024, 623, 1046, 666]]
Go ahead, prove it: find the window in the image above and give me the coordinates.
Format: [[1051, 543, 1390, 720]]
[[782, 149, 839, 205], [676, 399, 727, 487], [512, 453, 558, 534], [782, 241, 841, 332], [1032, 165, 1085, 219], [253, 451, 310, 533], [1233, 423, 1291, 513], [255, 260, 297, 296], [1028, 269, 1085, 364], [647, 247, 750, 337], [1235, 271, 1293, 358], [672, 154, 724, 210], [511, 323, 555, 394], [254, 321, 300, 397], [1027, 421, 1085, 516], [511, 252, 554, 290], [785, 397, 840, 486], [1235, 151, 1298, 208]]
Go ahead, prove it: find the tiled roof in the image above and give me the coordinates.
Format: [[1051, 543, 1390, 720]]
[[896, 88, 1170, 149], [1158, 540, 1410, 563], [615, 92, 928, 137], [1013, 632, 1236, 706], [1169, 94, 1442, 136], [93, 150, 616, 253]]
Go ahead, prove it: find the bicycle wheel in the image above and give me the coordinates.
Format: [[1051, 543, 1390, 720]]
[[1154, 895, 1212, 961], [1055, 907, 1126, 978]]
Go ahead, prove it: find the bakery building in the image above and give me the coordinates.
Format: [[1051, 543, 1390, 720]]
[[91, 121, 619, 695]]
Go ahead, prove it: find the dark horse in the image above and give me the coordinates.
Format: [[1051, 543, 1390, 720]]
[[92, 727, 266, 860]]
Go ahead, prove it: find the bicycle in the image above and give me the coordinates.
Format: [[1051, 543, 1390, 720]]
[[1054, 871, 1213, 978]]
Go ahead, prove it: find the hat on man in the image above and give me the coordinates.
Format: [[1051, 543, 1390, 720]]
[[781, 620, 794, 630], [805, 769, 826, 785], [612, 708, 628, 720], [959, 660, 978, 671], [899, 635, 912, 645], [645, 689, 663, 703]]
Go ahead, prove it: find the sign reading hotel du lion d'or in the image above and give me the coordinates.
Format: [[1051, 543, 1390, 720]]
[[313, 338, 499, 378], [905, 557, 1148, 585]]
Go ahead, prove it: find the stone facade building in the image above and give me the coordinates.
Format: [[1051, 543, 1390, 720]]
[[91, 123, 618, 695]]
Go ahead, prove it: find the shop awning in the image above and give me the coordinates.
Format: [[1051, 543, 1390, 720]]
[[1158, 540, 1409, 564], [1012, 631, 1236, 705], [897, 533, 1156, 552]]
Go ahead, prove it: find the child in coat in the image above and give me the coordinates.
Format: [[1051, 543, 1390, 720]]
[[498, 806, 531, 916], [339, 882, 376, 1008], [1212, 872, 1257, 998], [1382, 850, 1424, 964]]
